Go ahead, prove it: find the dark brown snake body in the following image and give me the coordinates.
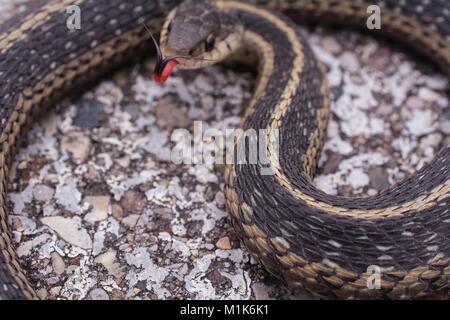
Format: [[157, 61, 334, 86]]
[[0, 0, 449, 300]]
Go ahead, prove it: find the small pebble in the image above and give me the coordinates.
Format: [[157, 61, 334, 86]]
[[121, 191, 146, 214], [121, 214, 140, 228], [89, 288, 109, 300], [51, 252, 65, 275], [339, 52, 360, 72], [61, 131, 91, 164], [33, 185, 55, 202], [36, 288, 48, 300], [111, 204, 124, 219], [84, 195, 110, 223], [216, 237, 231, 250], [41, 216, 92, 249]]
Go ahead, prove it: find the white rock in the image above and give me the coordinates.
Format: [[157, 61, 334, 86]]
[[92, 230, 105, 257], [33, 184, 55, 202], [392, 137, 418, 160], [172, 239, 191, 257], [95, 249, 123, 277], [420, 133, 442, 149], [84, 196, 110, 224], [9, 185, 34, 215], [406, 109, 437, 136], [97, 153, 113, 171], [214, 191, 226, 207], [125, 247, 170, 299], [216, 237, 231, 250], [121, 214, 140, 228], [13, 216, 37, 235], [321, 36, 342, 54], [216, 249, 244, 264], [89, 288, 109, 300], [134, 127, 171, 161], [61, 131, 91, 163], [314, 175, 338, 196], [51, 252, 66, 275], [418, 87, 449, 108], [191, 165, 218, 184], [41, 113, 58, 137], [191, 203, 228, 234], [441, 120, 450, 134], [43, 204, 57, 217], [420, 75, 448, 90], [49, 286, 62, 297], [41, 216, 92, 249], [347, 168, 370, 189], [17, 234, 52, 257], [339, 52, 360, 73], [55, 179, 82, 213]]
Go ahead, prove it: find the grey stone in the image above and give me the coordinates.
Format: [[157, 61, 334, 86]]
[[73, 98, 105, 129], [89, 288, 110, 300]]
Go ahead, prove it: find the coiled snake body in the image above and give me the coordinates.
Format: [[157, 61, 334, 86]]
[[0, 0, 449, 300]]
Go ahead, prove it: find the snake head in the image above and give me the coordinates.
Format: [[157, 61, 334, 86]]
[[153, 0, 243, 83]]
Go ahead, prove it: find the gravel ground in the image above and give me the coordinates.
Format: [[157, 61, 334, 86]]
[[2, 2, 449, 300]]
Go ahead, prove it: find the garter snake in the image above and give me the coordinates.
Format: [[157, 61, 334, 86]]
[[0, 0, 449, 300]]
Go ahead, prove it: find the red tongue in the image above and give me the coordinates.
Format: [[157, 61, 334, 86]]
[[154, 59, 179, 84]]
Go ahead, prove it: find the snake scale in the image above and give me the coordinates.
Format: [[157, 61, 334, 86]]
[[0, 0, 449, 300]]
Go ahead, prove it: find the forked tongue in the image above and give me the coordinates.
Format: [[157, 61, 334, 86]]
[[144, 23, 179, 85], [153, 57, 179, 84]]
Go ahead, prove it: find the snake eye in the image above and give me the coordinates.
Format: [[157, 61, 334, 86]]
[[167, 22, 172, 33], [205, 34, 215, 52]]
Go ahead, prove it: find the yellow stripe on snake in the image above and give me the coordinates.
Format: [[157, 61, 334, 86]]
[[0, 0, 449, 299]]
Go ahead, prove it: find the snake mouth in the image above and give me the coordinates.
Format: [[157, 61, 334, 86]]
[[153, 56, 179, 84], [145, 23, 195, 84], [151, 48, 215, 84], [144, 23, 218, 84], [145, 24, 180, 84]]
